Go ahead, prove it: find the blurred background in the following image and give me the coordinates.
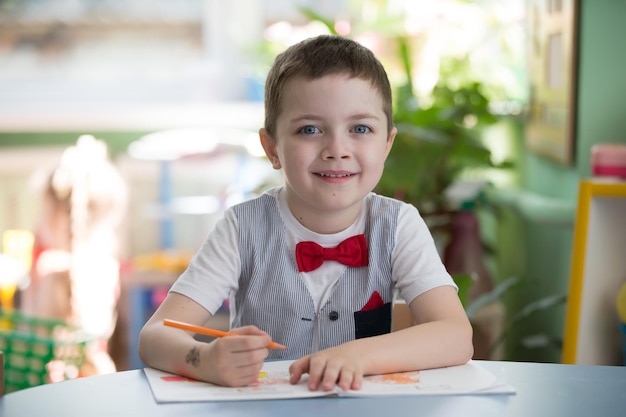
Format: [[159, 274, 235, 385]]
[[0, 0, 625, 391]]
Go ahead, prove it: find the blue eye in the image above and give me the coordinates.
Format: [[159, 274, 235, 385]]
[[299, 125, 320, 135], [352, 125, 371, 134]]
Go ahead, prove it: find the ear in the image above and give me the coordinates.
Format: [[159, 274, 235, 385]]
[[384, 126, 397, 158], [259, 128, 281, 169]]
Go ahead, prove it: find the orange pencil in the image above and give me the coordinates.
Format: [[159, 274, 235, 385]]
[[163, 319, 288, 350]]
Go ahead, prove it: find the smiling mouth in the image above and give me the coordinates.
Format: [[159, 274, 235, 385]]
[[316, 172, 355, 178]]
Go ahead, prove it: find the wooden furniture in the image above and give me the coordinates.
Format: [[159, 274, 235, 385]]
[[563, 179, 626, 365], [391, 301, 415, 332]]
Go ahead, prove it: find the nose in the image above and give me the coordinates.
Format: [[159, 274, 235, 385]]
[[321, 134, 350, 160]]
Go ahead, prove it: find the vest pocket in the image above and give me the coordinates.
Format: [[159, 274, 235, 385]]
[[353, 302, 392, 339]]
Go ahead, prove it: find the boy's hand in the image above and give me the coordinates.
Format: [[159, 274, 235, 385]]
[[204, 326, 271, 387], [288, 345, 365, 392]]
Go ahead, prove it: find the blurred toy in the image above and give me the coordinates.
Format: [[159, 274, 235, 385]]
[[21, 135, 127, 377], [591, 143, 626, 179]]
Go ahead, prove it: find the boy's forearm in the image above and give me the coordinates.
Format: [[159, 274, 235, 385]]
[[138, 321, 209, 380], [351, 318, 473, 376]]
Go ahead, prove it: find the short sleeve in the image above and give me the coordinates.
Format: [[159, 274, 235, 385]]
[[391, 203, 456, 304], [169, 209, 241, 314]]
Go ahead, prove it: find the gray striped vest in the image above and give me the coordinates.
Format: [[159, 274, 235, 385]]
[[232, 193, 400, 360]]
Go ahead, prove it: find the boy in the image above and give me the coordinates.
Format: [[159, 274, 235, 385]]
[[138, 35, 473, 392]]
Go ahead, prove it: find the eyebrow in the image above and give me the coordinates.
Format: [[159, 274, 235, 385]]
[[349, 113, 381, 121], [289, 113, 381, 123]]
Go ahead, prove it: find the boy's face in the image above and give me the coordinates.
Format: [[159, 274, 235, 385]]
[[260, 74, 396, 233]]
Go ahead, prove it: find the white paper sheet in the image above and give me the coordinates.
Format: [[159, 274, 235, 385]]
[[144, 360, 515, 403]]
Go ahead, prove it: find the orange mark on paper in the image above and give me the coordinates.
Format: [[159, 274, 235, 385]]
[[365, 371, 420, 384]]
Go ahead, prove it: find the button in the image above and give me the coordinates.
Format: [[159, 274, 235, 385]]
[[329, 311, 339, 321]]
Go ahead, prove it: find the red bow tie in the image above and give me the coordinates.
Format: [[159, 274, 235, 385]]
[[295, 234, 368, 272]]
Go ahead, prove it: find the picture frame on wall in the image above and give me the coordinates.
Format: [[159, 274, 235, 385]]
[[526, 0, 579, 165]]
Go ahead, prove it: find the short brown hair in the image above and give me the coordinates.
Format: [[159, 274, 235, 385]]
[[263, 35, 393, 139]]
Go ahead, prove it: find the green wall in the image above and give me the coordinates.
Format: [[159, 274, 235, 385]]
[[492, 0, 626, 363], [525, 0, 626, 197], [576, 0, 626, 170]]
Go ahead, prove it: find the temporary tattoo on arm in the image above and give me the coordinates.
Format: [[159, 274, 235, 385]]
[[185, 347, 200, 367]]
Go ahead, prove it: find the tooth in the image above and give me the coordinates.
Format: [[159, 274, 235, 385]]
[[319, 173, 350, 177]]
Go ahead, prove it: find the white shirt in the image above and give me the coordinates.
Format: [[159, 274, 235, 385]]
[[171, 187, 455, 316]]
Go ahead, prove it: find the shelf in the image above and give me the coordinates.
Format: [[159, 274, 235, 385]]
[[0, 102, 264, 133], [563, 179, 626, 365]]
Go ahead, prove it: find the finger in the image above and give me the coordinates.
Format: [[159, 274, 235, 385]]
[[235, 360, 265, 382], [350, 371, 363, 391], [214, 351, 266, 387], [306, 357, 328, 391], [337, 368, 355, 392], [212, 337, 268, 369], [222, 366, 264, 387], [288, 357, 308, 384], [319, 361, 341, 392], [230, 325, 270, 337], [219, 333, 271, 353]]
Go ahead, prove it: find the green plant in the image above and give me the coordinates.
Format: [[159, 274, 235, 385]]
[[465, 276, 567, 359], [298, 7, 512, 217], [452, 273, 474, 309], [377, 39, 511, 215]]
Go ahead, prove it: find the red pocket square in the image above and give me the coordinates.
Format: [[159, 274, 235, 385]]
[[361, 291, 384, 312]]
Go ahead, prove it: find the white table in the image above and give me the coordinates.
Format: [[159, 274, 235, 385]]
[[1, 360, 625, 417]]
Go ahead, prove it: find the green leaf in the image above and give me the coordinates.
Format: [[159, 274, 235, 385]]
[[299, 7, 338, 34], [520, 334, 563, 350], [487, 293, 567, 356], [465, 276, 520, 318], [452, 273, 475, 309], [509, 294, 568, 324]]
